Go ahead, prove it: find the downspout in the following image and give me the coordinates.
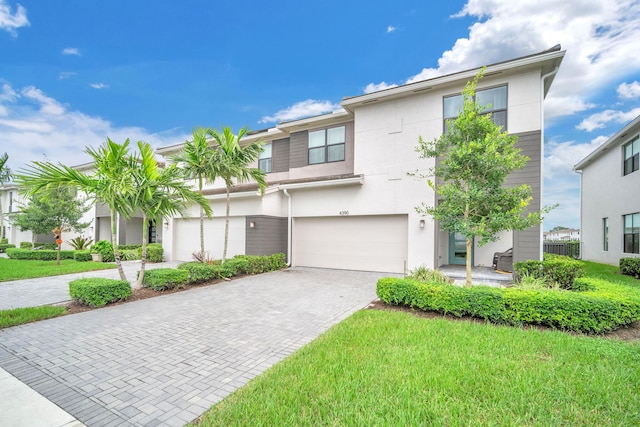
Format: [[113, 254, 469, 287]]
[[283, 189, 292, 266], [539, 65, 559, 260]]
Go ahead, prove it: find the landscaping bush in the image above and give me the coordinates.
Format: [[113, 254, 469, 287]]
[[119, 244, 142, 251], [90, 240, 114, 262], [73, 250, 92, 262], [20, 242, 32, 249], [0, 237, 6, 244], [571, 277, 598, 292], [230, 253, 287, 275], [0, 243, 15, 253], [620, 257, 640, 279], [139, 243, 163, 263], [376, 277, 640, 333], [69, 278, 131, 307], [178, 262, 220, 284], [120, 249, 140, 261], [68, 236, 93, 250], [35, 242, 57, 250], [140, 268, 189, 290], [514, 255, 584, 289], [408, 265, 451, 284], [6, 248, 75, 260]]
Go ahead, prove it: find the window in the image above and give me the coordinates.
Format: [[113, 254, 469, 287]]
[[308, 126, 345, 165], [259, 143, 272, 173], [623, 213, 640, 254], [623, 136, 639, 176], [443, 85, 507, 133], [8, 191, 12, 213], [603, 218, 609, 251]]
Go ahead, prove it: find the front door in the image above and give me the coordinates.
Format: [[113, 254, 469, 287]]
[[449, 232, 473, 265]]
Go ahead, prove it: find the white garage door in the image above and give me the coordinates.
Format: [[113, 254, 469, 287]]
[[173, 217, 246, 261], [293, 215, 408, 273]]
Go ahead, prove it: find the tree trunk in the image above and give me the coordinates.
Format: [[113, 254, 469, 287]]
[[222, 185, 230, 263], [465, 236, 473, 288], [198, 176, 205, 262], [111, 210, 127, 281], [136, 214, 148, 289], [56, 237, 61, 265]]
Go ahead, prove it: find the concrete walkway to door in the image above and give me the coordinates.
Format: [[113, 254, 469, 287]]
[[0, 267, 391, 427]]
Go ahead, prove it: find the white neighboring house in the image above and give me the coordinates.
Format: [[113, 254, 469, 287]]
[[0, 182, 38, 245], [544, 229, 580, 241], [157, 47, 565, 273], [574, 115, 640, 264]]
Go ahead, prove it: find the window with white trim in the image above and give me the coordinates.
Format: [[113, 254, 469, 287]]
[[603, 217, 609, 251], [623, 213, 639, 254], [444, 85, 507, 133], [623, 136, 639, 176], [308, 126, 345, 165], [259, 143, 272, 173]]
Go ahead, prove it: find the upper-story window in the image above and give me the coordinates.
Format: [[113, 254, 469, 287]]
[[444, 85, 507, 133], [308, 126, 345, 165], [623, 136, 639, 176], [259, 143, 272, 173]]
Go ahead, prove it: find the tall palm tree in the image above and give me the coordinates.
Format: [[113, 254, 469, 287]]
[[130, 141, 212, 288], [169, 128, 218, 262], [14, 138, 136, 281], [208, 126, 267, 262], [0, 153, 11, 241]]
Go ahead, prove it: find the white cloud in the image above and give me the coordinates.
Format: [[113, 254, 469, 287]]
[[90, 83, 109, 89], [364, 0, 640, 122], [259, 99, 341, 123], [363, 81, 398, 94], [386, 25, 397, 33], [576, 107, 640, 131], [58, 71, 77, 80], [0, 0, 28, 36], [61, 47, 81, 56], [617, 81, 640, 99], [0, 81, 189, 173]]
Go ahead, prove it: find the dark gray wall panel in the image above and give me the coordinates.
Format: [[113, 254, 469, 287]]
[[272, 138, 290, 173], [245, 215, 288, 257]]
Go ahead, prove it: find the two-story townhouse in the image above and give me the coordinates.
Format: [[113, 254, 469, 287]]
[[158, 47, 565, 273], [574, 114, 640, 264], [544, 228, 580, 241]]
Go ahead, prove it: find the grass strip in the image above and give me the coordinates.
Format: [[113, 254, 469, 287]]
[[195, 310, 640, 427], [0, 306, 66, 329], [0, 258, 115, 282]]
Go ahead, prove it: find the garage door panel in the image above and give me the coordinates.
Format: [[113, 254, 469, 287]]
[[173, 217, 245, 261], [293, 215, 407, 273]]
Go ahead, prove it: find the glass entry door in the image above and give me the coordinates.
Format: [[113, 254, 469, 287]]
[[449, 232, 473, 265]]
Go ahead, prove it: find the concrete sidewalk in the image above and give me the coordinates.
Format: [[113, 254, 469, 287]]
[[0, 261, 183, 310], [0, 267, 387, 426]]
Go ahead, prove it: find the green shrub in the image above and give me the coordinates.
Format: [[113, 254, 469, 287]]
[[6, 248, 75, 260], [120, 249, 140, 261], [34, 242, 57, 250], [73, 250, 92, 262], [20, 241, 32, 249], [376, 277, 640, 333], [0, 237, 6, 244], [620, 258, 640, 279], [69, 278, 131, 307], [408, 265, 451, 284], [572, 277, 598, 292], [90, 240, 114, 262], [0, 243, 15, 253], [119, 244, 142, 251], [68, 236, 93, 250], [139, 243, 163, 263], [513, 273, 558, 290], [178, 262, 220, 284], [141, 268, 189, 290], [230, 253, 286, 275], [514, 255, 584, 289]]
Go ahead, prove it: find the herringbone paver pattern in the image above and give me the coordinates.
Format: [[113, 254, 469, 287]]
[[0, 268, 384, 426]]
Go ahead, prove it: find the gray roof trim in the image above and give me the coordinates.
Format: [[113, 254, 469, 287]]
[[574, 114, 640, 171]]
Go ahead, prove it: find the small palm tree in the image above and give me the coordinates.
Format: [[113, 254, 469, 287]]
[[169, 128, 218, 262], [0, 153, 11, 241], [208, 126, 267, 262], [130, 141, 212, 288], [15, 138, 136, 281]]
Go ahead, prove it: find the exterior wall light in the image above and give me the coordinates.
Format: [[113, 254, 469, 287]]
[[249, 221, 256, 228], [419, 219, 425, 228]]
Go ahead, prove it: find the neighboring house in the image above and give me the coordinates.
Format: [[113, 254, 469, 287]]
[[544, 229, 580, 241], [158, 47, 565, 273], [574, 115, 640, 264]]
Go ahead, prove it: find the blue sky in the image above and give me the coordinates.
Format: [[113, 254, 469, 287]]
[[1, 0, 639, 231]]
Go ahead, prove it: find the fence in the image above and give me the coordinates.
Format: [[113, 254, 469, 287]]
[[543, 241, 580, 259]]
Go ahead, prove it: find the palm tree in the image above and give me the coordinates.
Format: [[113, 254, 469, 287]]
[[14, 138, 136, 281], [0, 153, 11, 241], [130, 141, 212, 288], [208, 126, 267, 262], [169, 128, 218, 262]]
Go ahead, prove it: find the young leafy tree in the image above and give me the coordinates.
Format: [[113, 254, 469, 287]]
[[130, 141, 213, 288], [0, 153, 11, 241], [15, 138, 136, 280], [11, 187, 91, 264], [169, 128, 218, 262], [416, 69, 550, 287], [208, 126, 267, 262]]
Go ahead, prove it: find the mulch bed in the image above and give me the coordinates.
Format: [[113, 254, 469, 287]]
[[366, 299, 640, 342]]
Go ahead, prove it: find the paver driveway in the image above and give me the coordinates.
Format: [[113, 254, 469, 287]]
[[0, 268, 387, 426]]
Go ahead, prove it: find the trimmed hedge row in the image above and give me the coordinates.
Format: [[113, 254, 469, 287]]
[[69, 278, 131, 307], [514, 255, 585, 289], [376, 277, 640, 333], [74, 250, 92, 262], [139, 243, 163, 263], [0, 244, 15, 253], [177, 253, 287, 284], [140, 268, 190, 290], [620, 258, 640, 279], [6, 248, 75, 260]]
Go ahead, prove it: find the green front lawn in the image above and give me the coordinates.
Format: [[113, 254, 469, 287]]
[[196, 309, 640, 426], [0, 306, 67, 329], [0, 258, 116, 282]]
